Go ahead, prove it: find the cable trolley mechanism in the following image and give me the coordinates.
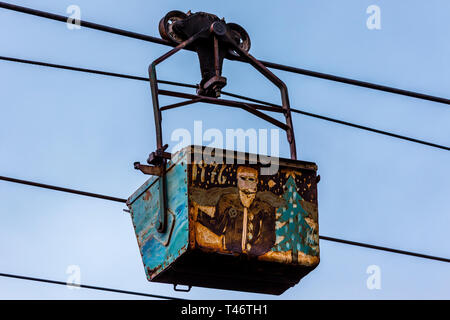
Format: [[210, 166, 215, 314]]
[[127, 10, 320, 295]]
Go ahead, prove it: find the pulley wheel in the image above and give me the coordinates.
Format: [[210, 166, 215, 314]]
[[226, 23, 251, 57], [158, 10, 187, 44]]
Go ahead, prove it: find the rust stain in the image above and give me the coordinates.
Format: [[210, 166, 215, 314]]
[[258, 250, 292, 264], [188, 206, 197, 249], [147, 265, 162, 278], [258, 250, 319, 266], [298, 252, 320, 266], [143, 190, 152, 201]]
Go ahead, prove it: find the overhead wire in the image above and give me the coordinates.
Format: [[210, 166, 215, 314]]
[[320, 236, 450, 263], [0, 2, 449, 106], [1, 175, 449, 264], [0, 175, 127, 203], [0, 272, 184, 300], [0, 55, 448, 151]]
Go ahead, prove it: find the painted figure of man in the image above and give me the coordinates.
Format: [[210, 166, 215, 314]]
[[191, 166, 285, 256]]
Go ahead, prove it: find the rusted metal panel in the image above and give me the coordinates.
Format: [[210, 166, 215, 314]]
[[127, 149, 189, 280]]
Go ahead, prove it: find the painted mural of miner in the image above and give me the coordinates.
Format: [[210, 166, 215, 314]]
[[191, 166, 285, 256]]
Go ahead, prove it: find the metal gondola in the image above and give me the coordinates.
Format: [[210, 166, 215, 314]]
[[127, 10, 320, 295]]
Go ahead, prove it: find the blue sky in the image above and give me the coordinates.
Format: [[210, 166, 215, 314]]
[[0, 0, 449, 299]]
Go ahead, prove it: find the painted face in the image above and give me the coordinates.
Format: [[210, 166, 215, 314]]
[[237, 167, 258, 195]]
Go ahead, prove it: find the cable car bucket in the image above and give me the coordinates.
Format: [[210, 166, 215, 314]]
[[128, 10, 320, 295]]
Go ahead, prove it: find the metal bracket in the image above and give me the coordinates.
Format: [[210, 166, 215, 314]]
[[148, 12, 297, 160], [153, 209, 176, 246], [173, 284, 192, 292], [134, 144, 171, 233], [134, 162, 162, 176]]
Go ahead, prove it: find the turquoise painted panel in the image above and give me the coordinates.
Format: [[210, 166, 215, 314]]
[[128, 150, 189, 280], [273, 176, 319, 257]]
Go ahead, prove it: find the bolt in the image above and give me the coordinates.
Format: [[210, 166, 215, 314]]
[[211, 21, 226, 36]]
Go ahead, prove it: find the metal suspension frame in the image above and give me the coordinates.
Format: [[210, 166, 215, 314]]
[[135, 24, 297, 233]]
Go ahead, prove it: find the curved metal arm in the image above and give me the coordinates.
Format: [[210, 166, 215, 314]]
[[148, 28, 210, 151], [146, 24, 298, 233], [223, 33, 297, 160], [147, 28, 210, 233]]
